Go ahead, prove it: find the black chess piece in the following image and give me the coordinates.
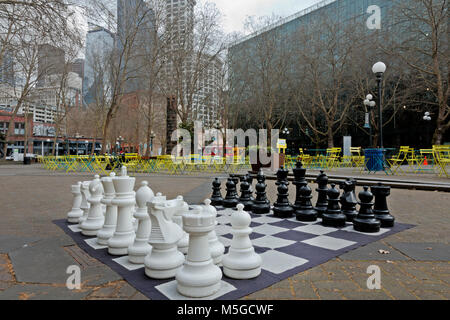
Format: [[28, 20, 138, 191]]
[[353, 186, 381, 233], [295, 184, 318, 222], [246, 174, 255, 201], [276, 166, 289, 186], [315, 171, 329, 218], [273, 181, 294, 218], [239, 178, 254, 211], [322, 184, 347, 227], [339, 179, 358, 222], [210, 178, 224, 207], [252, 169, 271, 214], [293, 161, 308, 212], [223, 178, 239, 208], [371, 183, 395, 228], [230, 174, 240, 190]]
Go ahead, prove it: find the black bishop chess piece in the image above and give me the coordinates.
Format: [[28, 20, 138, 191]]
[[293, 161, 308, 212], [295, 184, 318, 222], [353, 186, 381, 233], [252, 169, 271, 215], [339, 179, 358, 222], [239, 177, 254, 212], [315, 171, 329, 218], [210, 178, 224, 208], [371, 183, 395, 228], [321, 184, 347, 227], [273, 181, 294, 218], [223, 178, 239, 209]]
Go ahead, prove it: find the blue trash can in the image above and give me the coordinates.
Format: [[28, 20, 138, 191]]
[[365, 148, 384, 171]]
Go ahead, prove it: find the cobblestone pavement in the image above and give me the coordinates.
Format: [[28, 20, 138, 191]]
[[0, 165, 448, 300]]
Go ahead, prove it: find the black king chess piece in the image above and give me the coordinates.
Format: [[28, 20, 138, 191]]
[[273, 181, 294, 218], [293, 161, 308, 212], [353, 186, 381, 233], [315, 171, 329, 218], [210, 178, 224, 208], [339, 179, 358, 222], [223, 178, 239, 209], [371, 183, 395, 228], [252, 169, 271, 215], [321, 184, 347, 227], [239, 177, 254, 212], [295, 184, 318, 222]]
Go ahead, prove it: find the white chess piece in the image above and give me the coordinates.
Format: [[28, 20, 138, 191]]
[[203, 199, 225, 265], [107, 166, 136, 255], [173, 196, 189, 254], [222, 204, 262, 279], [176, 206, 222, 298], [78, 181, 91, 225], [97, 173, 118, 246], [67, 182, 83, 223], [81, 175, 105, 236], [128, 181, 154, 264]]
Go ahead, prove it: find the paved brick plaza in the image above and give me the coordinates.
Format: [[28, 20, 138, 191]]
[[0, 164, 449, 300]]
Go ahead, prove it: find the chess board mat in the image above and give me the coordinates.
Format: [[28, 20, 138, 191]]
[[54, 211, 414, 300]]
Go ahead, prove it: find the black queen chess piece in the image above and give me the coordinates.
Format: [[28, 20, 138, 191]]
[[293, 161, 308, 212], [252, 169, 271, 215], [273, 181, 294, 219], [315, 170, 329, 218], [353, 186, 381, 233], [295, 184, 318, 222], [321, 184, 347, 228], [210, 178, 224, 208], [239, 177, 254, 212], [223, 178, 239, 209], [371, 183, 395, 228], [339, 179, 358, 222]]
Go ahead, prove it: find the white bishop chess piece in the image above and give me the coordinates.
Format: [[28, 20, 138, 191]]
[[128, 181, 154, 264], [67, 182, 83, 223], [222, 204, 262, 279], [172, 196, 190, 254], [176, 206, 223, 298], [203, 199, 225, 265], [97, 173, 118, 246], [78, 181, 91, 225], [81, 175, 105, 236], [107, 166, 136, 255]]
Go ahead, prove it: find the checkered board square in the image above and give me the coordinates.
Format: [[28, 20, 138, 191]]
[[54, 208, 413, 300]]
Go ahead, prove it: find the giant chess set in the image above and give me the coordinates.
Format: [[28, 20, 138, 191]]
[[55, 162, 413, 300]]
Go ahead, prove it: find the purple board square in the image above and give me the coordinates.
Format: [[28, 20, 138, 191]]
[[220, 232, 265, 240], [269, 219, 307, 229], [275, 230, 318, 242]]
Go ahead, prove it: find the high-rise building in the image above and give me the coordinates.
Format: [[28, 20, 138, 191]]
[[38, 44, 66, 87], [71, 58, 85, 80], [0, 51, 15, 86]]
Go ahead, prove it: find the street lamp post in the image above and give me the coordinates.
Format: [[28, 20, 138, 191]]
[[423, 112, 432, 146], [150, 132, 155, 156], [364, 94, 376, 147], [372, 62, 387, 149]]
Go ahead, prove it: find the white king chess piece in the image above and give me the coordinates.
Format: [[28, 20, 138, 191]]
[[203, 199, 225, 265], [67, 182, 83, 223], [128, 181, 154, 264], [81, 175, 105, 236], [107, 166, 136, 255], [97, 173, 118, 246]]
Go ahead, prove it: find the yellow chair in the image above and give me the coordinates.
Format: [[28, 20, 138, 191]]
[[387, 146, 409, 175], [433, 145, 450, 178]]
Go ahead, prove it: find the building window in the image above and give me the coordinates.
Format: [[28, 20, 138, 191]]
[[14, 123, 25, 135]]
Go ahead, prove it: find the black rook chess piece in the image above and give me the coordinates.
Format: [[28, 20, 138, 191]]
[[210, 178, 224, 207], [322, 184, 347, 228], [293, 161, 308, 212], [252, 169, 271, 215], [339, 179, 358, 222], [223, 178, 239, 209], [353, 186, 381, 233], [295, 184, 318, 222], [315, 171, 329, 218], [371, 183, 395, 228], [273, 181, 294, 218], [239, 178, 254, 212]]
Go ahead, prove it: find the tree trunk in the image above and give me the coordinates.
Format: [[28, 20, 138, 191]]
[[327, 125, 334, 148]]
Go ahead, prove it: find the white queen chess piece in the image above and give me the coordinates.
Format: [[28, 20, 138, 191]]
[[128, 181, 154, 264], [97, 173, 118, 246], [222, 204, 262, 279], [172, 196, 190, 254], [107, 166, 136, 255], [67, 182, 83, 223], [81, 175, 105, 236], [78, 181, 91, 225], [176, 206, 223, 298], [203, 199, 225, 265]]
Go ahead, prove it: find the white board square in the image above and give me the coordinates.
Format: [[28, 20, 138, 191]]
[[218, 236, 232, 247], [301, 235, 356, 251], [294, 224, 337, 235], [112, 256, 145, 271], [155, 280, 236, 300], [260, 250, 308, 274], [252, 236, 296, 250], [216, 215, 230, 225], [252, 224, 288, 236], [252, 216, 281, 224], [215, 224, 232, 236], [68, 224, 82, 233], [84, 237, 108, 250], [341, 226, 390, 236], [288, 217, 317, 224]]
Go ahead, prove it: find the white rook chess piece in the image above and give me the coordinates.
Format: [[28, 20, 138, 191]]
[[81, 175, 105, 236], [128, 181, 154, 264], [176, 206, 222, 298], [173, 196, 189, 254], [203, 199, 225, 265], [78, 181, 91, 225], [67, 182, 83, 223], [107, 166, 136, 255], [144, 200, 185, 279], [97, 173, 118, 246], [222, 204, 262, 279]]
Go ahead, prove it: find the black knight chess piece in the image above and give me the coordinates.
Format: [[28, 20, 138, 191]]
[[371, 183, 395, 228], [223, 178, 239, 209], [239, 178, 254, 212], [322, 184, 347, 228], [210, 178, 224, 208], [353, 186, 381, 233], [315, 171, 329, 218], [339, 179, 358, 222], [252, 169, 271, 215], [295, 184, 318, 222], [273, 181, 294, 218], [293, 161, 308, 212]]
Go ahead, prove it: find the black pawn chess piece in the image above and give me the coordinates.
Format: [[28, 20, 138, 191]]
[[293, 161, 308, 212], [210, 178, 224, 208], [252, 169, 271, 215], [315, 171, 329, 218], [276, 166, 289, 186], [371, 183, 395, 228], [273, 182, 294, 218], [295, 184, 318, 222], [223, 178, 239, 209], [239, 178, 254, 212], [339, 179, 358, 222], [353, 186, 381, 233], [246, 174, 255, 201], [322, 184, 347, 227], [230, 174, 240, 190]]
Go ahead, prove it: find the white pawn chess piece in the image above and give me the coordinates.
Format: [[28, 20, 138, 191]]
[[128, 181, 154, 264], [173, 196, 189, 254], [222, 204, 262, 279], [176, 206, 222, 298], [107, 166, 136, 255], [144, 200, 185, 279], [203, 199, 225, 265], [78, 181, 91, 225], [81, 175, 105, 236], [67, 182, 83, 223], [97, 173, 118, 246]]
